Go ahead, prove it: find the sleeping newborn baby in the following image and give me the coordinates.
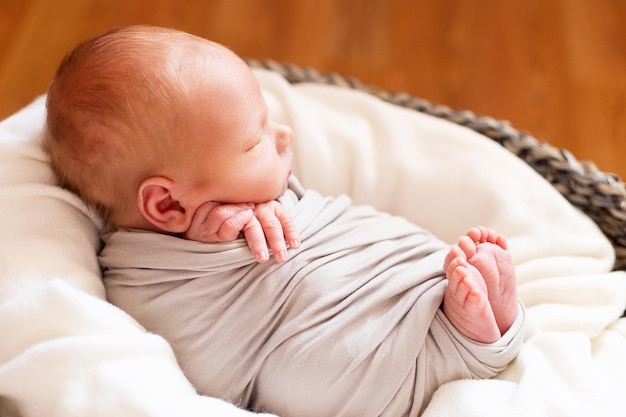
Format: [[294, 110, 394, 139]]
[[44, 25, 525, 416]]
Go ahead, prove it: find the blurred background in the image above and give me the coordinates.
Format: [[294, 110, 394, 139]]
[[1, 0, 625, 178]]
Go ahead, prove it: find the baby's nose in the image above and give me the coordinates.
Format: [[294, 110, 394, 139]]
[[275, 123, 293, 150]]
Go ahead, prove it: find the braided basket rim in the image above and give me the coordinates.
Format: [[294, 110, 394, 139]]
[[247, 59, 626, 270]]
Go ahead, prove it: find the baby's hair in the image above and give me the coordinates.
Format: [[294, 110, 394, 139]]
[[44, 25, 210, 223]]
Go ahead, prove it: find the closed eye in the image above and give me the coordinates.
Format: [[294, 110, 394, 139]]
[[246, 126, 270, 151], [243, 132, 262, 151], [244, 112, 270, 151], [245, 137, 262, 151]]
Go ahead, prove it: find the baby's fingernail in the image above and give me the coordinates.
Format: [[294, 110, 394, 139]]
[[290, 239, 301, 249], [276, 250, 288, 262], [256, 251, 269, 262]]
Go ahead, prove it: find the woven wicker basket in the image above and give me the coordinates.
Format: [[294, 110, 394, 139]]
[[248, 59, 626, 271]]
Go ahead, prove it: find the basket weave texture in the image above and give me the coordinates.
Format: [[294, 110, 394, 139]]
[[247, 59, 626, 270]]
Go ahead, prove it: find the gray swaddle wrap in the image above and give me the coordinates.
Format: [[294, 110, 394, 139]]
[[100, 177, 524, 417]]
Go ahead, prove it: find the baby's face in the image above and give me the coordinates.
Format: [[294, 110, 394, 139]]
[[175, 50, 293, 210]]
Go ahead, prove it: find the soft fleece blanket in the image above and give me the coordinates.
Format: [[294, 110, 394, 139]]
[[0, 68, 625, 417], [100, 177, 525, 416]]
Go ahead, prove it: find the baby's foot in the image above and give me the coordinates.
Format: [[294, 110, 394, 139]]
[[442, 227, 518, 343]]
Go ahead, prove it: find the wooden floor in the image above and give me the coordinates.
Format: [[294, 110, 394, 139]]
[[1, 0, 625, 178]]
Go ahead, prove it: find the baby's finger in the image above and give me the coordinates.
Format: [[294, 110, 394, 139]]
[[186, 202, 253, 242], [217, 209, 255, 241], [242, 216, 270, 263], [206, 203, 255, 225], [188, 201, 221, 233], [185, 202, 222, 241], [255, 207, 289, 263], [273, 206, 300, 250]]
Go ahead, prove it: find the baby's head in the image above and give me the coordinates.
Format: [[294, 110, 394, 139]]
[[45, 25, 293, 234]]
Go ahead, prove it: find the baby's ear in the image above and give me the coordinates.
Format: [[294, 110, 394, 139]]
[[138, 177, 191, 233]]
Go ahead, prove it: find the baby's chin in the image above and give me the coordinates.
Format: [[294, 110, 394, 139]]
[[254, 178, 290, 203], [281, 171, 293, 194], [273, 181, 289, 200], [260, 169, 291, 201]]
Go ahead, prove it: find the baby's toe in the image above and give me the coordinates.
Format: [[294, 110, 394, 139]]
[[457, 235, 477, 260], [444, 244, 465, 270]]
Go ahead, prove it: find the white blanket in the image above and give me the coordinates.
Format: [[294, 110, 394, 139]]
[[1, 68, 625, 417]]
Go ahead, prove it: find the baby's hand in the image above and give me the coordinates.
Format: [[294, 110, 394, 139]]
[[184, 201, 300, 263], [251, 200, 301, 263], [184, 201, 255, 242]]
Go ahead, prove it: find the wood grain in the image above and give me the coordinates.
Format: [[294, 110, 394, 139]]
[[1, 0, 624, 178]]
